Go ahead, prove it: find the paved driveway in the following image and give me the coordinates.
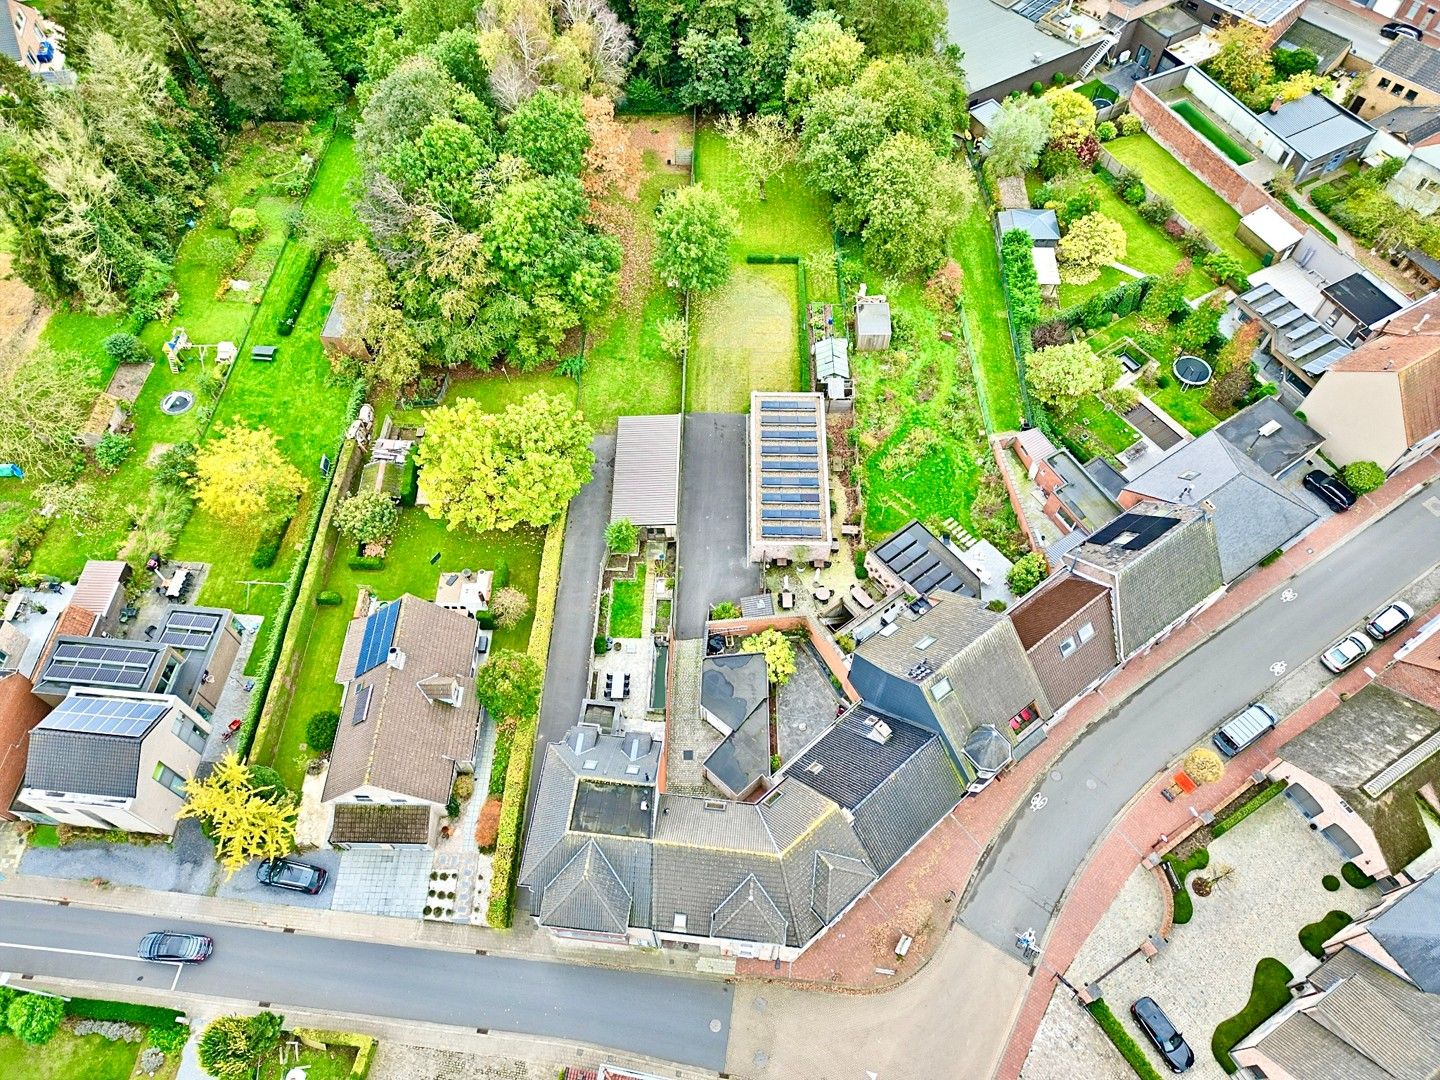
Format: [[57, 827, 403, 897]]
[[960, 482, 1440, 954], [19, 819, 219, 896], [676, 414, 759, 638]]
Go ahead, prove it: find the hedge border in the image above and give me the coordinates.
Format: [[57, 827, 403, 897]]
[[486, 506, 567, 928], [1211, 779, 1285, 837], [291, 1028, 376, 1079], [64, 998, 183, 1028], [1087, 1001, 1164, 1080]]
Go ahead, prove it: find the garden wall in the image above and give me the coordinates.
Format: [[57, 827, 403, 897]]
[[707, 614, 860, 701]]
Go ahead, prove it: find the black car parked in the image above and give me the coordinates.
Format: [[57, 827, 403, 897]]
[[138, 931, 213, 963], [256, 856, 328, 894], [1381, 21, 1423, 41], [1304, 470, 1357, 513], [1131, 997, 1195, 1073]]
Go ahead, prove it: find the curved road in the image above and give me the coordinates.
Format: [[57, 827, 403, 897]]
[[960, 486, 1440, 953], [0, 899, 733, 1070]]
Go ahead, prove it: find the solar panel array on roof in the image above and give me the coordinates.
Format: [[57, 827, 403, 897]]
[[46, 642, 156, 690], [755, 395, 829, 542], [1088, 512, 1181, 550], [42, 693, 167, 737], [159, 609, 223, 651], [354, 601, 401, 677], [350, 682, 373, 726], [872, 522, 973, 595]]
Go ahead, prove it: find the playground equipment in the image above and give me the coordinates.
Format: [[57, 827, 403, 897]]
[[164, 327, 238, 375]]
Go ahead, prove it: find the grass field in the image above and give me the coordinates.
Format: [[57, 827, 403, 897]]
[[1213, 958, 1294, 1072], [0, 1028, 150, 1080], [954, 193, 1024, 430], [1106, 133, 1264, 272], [579, 145, 687, 430], [1147, 379, 1220, 435], [1057, 264, 1132, 310], [609, 562, 646, 638], [687, 263, 801, 412], [1088, 178, 1215, 298], [1059, 394, 1140, 463], [1090, 316, 1221, 435], [1171, 101, 1254, 165]]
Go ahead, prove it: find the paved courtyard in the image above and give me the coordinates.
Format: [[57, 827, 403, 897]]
[[331, 848, 433, 918], [775, 641, 844, 762], [1025, 796, 1379, 1079]]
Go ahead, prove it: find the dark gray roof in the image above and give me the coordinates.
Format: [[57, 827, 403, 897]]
[[962, 725, 1013, 773], [1252, 947, 1440, 1080], [1322, 273, 1404, 328], [1368, 873, 1440, 993], [1258, 93, 1374, 161], [700, 653, 769, 734], [703, 704, 771, 797], [789, 708, 934, 808], [996, 209, 1061, 245], [711, 874, 788, 943], [1374, 105, 1440, 145], [811, 851, 876, 923], [571, 778, 655, 839], [871, 520, 982, 599], [1123, 433, 1317, 581], [538, 841, 633, 935], [330, 803, 432, 844], [1214, 398, 1323, 478], [1377, 39, 1440, 95], [1278, 19, 1353, 73], [23, 693, 166, 798]]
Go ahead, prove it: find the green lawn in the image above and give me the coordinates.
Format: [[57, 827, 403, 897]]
[[0, 1028, 143, 1080], [694, 125, 834, 257], [1146, 379, 1220, 435], [1213, 958, 1294, 1073], [1058, 394, 1139, 462], [266, 504, 545, 790], [954, 193, 1023, 430], [1057, 264, 1132, 310], [408, 367, 577, 423], [1171, 101, 1254, 165], [257, 1045, 355, 1080], [608, 562, 646, 638], [1089, 178, 1214, 299], [1106, 133, 1263, 272], [579, 149, 686, 430]]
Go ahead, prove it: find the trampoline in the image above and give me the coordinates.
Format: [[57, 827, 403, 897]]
[[160, 390, 196, 415], [1173, 355, 1213, 388]]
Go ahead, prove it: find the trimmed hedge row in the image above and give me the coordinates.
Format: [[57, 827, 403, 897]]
[[1058, 276, 1150, 332], [1000, 228, 1042, 335], [744, 253, 800, 264], [1212, 780, 1285, 837], [486, 507, 567, 928], [1088, 1001, 1164, 1080], [277, 245, 322, 336], [251, 516, 291, 569], [65, 998, 183, 1028], [292, 1028, 376, 1078]]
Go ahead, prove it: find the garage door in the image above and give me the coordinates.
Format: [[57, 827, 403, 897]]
[[1321, 823, 1363, 860], [1285, 783, 1323, 819]]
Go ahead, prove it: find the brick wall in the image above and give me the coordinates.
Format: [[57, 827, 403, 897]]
[[991, 438, 1043, 556], [707, 614, 860, 701], [1128, 81, 1309, 234]]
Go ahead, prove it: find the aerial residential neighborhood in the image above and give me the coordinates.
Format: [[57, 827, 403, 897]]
[[2, 0, 1440, 1077]]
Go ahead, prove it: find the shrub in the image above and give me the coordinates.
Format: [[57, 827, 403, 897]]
[[620, 74, 672, 113], [246, 764, 287, 803], [1340, 460, 1384, 495], [277, 245, 322, 336], [605, 517, 638, 554], [986, 599, 1008, 612], [103, 332, 147, 365], [8, 994, 65, 1045], [1088, 1001, 1164, 1080], [333, 490, 399, 545], [1300, 910, 1351, 957], [317, 590, 341, 606], [594, 634, 609, 655], [1030, 80, 1045, 96], [306, 710, 339, 752], [446, 794, 461, 818], [1342, 861, 1375, 889], [1053, 70, 1068, 85], [147, 1022, 190, 1054], [154, 442, 197, 490], [852, 546, 869, 580], [493, 558, 510, 589], [711, 600, 741, 620], [1163, 218, 1185, 240], [1322, 874, 1340, 892], [251, 516, 290, 569], [491, 585, 531, 629], [1184, 746, 1224, 784], [65, 998, 183, 1028], [1173, 887, 1194, 924], [1096, 120, 1117, 142], [94, 431, 134, 473], [1179, 229, 1211, 259], [1213, 959, 1293, 1072], [1212, 780, 1285, 836], [1038, 145, 1083, 179], [1007, 552, 1048, 596], [1138, 195, 1173, 227], [347, 555, 384, 570], [1117, 112, 1142, 136], [453, 773, 475, 802], [1121, 181, 1146, 205], [1203, 251, 1249, 291], [228, 206, 261, 239]]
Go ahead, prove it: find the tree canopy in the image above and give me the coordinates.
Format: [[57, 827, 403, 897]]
[[416, 392, 594, 532], [193, 423, 306, 528], [741, 628, 796, 685], [1058, 212, 1127, 284], [653, 184, 738, 293], [1026, 342, 1108, 409], [177, 754, 297, 876], [474, 649, 544, 720]]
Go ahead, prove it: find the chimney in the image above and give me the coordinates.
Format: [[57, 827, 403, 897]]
[[387, 647, 406, 670]]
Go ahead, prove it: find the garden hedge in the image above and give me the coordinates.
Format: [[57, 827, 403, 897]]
[[277, 245, 321, 336], [1299, 910, 1351, 957], [292, 1028, 376, 1078], [65, 998, 183, 1028], [1213, 959, 1293, 1072], [251, 516, 291, 569], [1000, 229, 1042, 334], [346, 555, 385, 571], [1087, 1001, 1164, 1080], [1341, 861, 1374, 889], [1211, 780, 1285, 837]]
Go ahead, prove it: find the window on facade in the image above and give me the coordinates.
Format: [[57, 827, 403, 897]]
[[930, 677, 953, 701], [1077, 621, 1095, 644], [153, 762, 187, 797], [1391, 83, 1405, 96], [1009, 705, 1040, 733], [1405, 90, 1418, 102], [1378, 77, 1391, 88], [1058, 637, 1078, 659], [172, 714, 207, 753], [354, 794, 373, 802]]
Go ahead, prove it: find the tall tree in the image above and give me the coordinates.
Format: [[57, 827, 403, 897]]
[[783, 11, 864, 117], [501, 88, 590, 176], [984, 95, 1053, 178], [715, 112, 796, 201], [416, 392, 594, 532], [0, 346, 94, 479], [1206, 19, 1273, 99], [177, 754, 297, 876], [826, 0, 943, 55], [1044, 88, 1097, 150], [1025, 342, 1107, 409], [474, 649, 543, 720], [1057, 211, 1126, 284], [859, 133, 973, 276], [188, 0, 283, 118], [193, 422, 306, 527], [652, 184, 738, 292]]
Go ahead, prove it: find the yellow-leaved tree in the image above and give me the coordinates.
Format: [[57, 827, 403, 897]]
[[193, 422, 305, 527], [177, 752, 296, 875], [741, 628, 797, 686]]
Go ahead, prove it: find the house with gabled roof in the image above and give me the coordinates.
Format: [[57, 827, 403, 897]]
[[325, 594, 484, 847]]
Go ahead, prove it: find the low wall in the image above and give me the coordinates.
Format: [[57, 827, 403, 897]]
[[707, 614, 860, 701]]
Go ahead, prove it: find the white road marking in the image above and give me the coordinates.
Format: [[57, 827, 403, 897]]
[[1270, 660, 1288, 676], [1029, 793, 1048, 811], [1281, 589, 1297, 603], [0, 940, 184, 989], [1423, 496, 1440, 517]]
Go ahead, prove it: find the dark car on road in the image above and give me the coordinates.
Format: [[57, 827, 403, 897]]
[[1365, 601, 1415, 642], [1131, 997, 1194, 1073], [1381, 21, 1423, 40], [256, 857, 328, 894], [138, 931, 213, 963], [1304, 470, 1357, 512]]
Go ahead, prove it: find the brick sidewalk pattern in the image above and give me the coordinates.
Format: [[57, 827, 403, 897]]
[[740, 451, 1440, 994]]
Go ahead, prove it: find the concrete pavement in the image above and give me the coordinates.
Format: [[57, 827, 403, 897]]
[[960, 476, 1440, 954], [0, 898, 733, 1071], [1301, 0, 1392, 61], [676, 414, 760, 638]]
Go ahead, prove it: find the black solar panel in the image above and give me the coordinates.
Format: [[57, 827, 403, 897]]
[[762, 476, 819, 488], [758, 428, 816, 440], [761, 508, 821, 521], [1089, 512, 1181, 550], [762, 491, 820, 504], [159, 609, 222, 650], [762, 443, 815, 456], [761, 461, 817, 472], [355, 602, 401, 677], [761, 525, 824, 537], [760, 400, 811, 412], [350, 683, 373, 726], [46, 643, 156, 689]]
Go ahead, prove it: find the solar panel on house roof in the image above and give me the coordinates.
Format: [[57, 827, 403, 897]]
[[762, 476, 819, 488], [758, 429, 816, 440], [761, 525, 824, 538], [350, 683, 374, 725], [761, 460, 817, 472], [354, 601, 401, 677], [762, 508, 821, 521], [1089, 512, 1181, 550], [42, 693, 167, 737], [762, 442, 816, 456], [763, 491, 819, 504], [759, 400, 809, 412], [46, 643, 155, 689], [159, 609, 222, 650]]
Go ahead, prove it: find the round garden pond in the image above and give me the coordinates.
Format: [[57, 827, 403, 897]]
[[160, 390, 196, 415], [1173, 355, 1213, 388]]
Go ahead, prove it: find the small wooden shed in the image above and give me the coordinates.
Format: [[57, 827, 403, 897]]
[[855, 287, 892, 352]]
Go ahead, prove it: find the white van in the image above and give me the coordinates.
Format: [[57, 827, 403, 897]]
[[1212, 703, 1278, 758]]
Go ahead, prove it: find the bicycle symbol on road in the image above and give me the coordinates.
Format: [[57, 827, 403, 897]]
[[1281, 589, 1298, 603], [1030, 793, 1048, 811], [1270, 660, 1288, 676]]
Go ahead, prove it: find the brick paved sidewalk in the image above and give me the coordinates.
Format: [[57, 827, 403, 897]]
[[998, 594, 1440, 1079], [739, 452, 1440, 992]]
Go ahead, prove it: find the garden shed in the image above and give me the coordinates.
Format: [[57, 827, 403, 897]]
[[854, 288, 891, 352], [1237, 206, 1302, 262], [321, 293, 372, 360]]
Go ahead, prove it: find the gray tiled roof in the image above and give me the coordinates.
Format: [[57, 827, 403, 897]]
[[1367, 873, 1440, 993], [539, 841, 633, 935], [789, 707, 934, 809], [810, 851, 875, 923], [611, 414, 682, 528], [24, 726, 147, 798], [1377, 39, 1440, 95], [1257, 92, 1374, 162], [854, 591, 1002, 676], [711, 874, 788, 943], [1375, 106, 1440, 145], [847, 735, 964, 873]]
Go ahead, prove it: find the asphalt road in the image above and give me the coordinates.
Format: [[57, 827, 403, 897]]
[[1301, 0, 1391, 62], [676, 415, 760, 638], [960, 484, 1440, 954], [0, 899, 733, 1069]]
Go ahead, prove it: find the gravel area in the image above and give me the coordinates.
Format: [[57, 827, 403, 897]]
[[19, 819, 220, 895], [214, 851, 343, 909], [370, 1044, 558, 1080]]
